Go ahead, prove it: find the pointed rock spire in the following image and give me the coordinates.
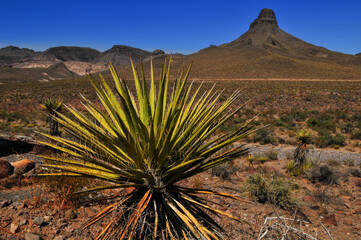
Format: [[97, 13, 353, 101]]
[[249, 8, 278, 31]]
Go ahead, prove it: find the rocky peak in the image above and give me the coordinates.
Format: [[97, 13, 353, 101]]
[[249, 8, 278, 32], [0, 45, 36, 56]]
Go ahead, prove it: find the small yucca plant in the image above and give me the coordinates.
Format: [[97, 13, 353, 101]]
[[294, 130, 311, 169], [39, 58, 256, 239], [41, 98, 64, 136]]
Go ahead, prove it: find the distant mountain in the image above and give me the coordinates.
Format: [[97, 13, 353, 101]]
[[0, 45, 167, 81], [44, 46, 101, 62], [182, 8, 361, 79], [93, 45, 164, 67], [0, 46, 38, 66]]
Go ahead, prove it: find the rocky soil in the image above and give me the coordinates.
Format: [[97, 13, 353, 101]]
[[1, 143, 361, 239]]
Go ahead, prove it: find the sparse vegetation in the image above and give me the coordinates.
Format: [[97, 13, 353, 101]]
[[211, 161, 238, 180], [307, 164, 340, 184], [247, 173, 297, 210], [286, 160, 312, 176]]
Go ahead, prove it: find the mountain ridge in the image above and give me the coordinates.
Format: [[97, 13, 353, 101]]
[[1, 8, 361, 81]]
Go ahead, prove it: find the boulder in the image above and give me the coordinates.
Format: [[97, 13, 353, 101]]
[[11, 159, 35, 175], [0, 159, 14, 179]]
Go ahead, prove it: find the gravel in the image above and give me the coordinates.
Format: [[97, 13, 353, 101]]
[[245, 144, 361, 163]]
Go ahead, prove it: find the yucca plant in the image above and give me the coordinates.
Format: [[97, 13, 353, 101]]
[[38, 58, 256, 239], [41, 98, 64, 136], [294, 129, 311, 169]]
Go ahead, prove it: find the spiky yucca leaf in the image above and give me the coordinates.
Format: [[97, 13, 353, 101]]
[[40, 58, 256, 239]]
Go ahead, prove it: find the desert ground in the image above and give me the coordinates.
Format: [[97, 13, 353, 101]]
[[1, 78, 361, 239]]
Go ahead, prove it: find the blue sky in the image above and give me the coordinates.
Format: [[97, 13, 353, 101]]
[[1, 0, 360, 55]]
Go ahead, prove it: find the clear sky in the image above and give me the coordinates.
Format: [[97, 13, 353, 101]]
[[1, 0, 360, 55]]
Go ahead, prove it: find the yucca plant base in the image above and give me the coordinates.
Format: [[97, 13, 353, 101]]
[[39, 58, 255, 239]]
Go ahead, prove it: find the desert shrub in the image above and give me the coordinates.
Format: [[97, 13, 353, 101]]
[[307, 115, 336, 132], [38, 175, 97, 209], [352, 129, 361, 140], [326, 159, 341, 166], [265, 150, 278, 161], [313, 185, 333, 204], [347, 168, 361, 178], [247, 173, 297, 210], [39, 60, 256, 239], [315, 130, 332, 148], [332, 134, 347, 146], [307, 164, 340, 184], [286, 160, 312, 176], [352, 113, 361, 121], [341, 123, 354, 133], [343, 159, 355, 167], [253, 128, 277, 145], [315, 131, 346, 148], [211, 161, 238, 180]]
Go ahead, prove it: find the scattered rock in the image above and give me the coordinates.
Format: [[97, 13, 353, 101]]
[[0, 199, 13, 208], [54, 236, 65, 240], [11, 159, 35, 175], [0, 159, 14, 179], [44, 216, 53, 223], [10, 223, 19, 233], [65, 209, 77, 220], [33, 216, 44, 226], [322, 214, 337, 226], [24, 232, 40, 240], [19, 218, 27, 225]]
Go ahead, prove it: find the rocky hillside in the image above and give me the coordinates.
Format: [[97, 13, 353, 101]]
[[181, 8, 361, 79], [0, 45, 166, 81]]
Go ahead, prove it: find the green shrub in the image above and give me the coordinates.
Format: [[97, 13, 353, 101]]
[[307, 164, 340, 184], [307, 115, 336, 132], [253, 128, 277, 145], [211, 161, 238, 180], [315, 131, 346, 148], [247, 173, 297, 210], [315, 130, 332, 148], [286, 160, 312, 176], [332, 134, 347, 146], [341, 123, 354, 133], [347, 168, 361, 178], [265, 150, 278, 161], [352, 129, 361, 140]]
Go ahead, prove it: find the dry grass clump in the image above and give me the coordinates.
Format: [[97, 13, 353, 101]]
[[307, 164, 340, 185], [246, 173, 298, 210]]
